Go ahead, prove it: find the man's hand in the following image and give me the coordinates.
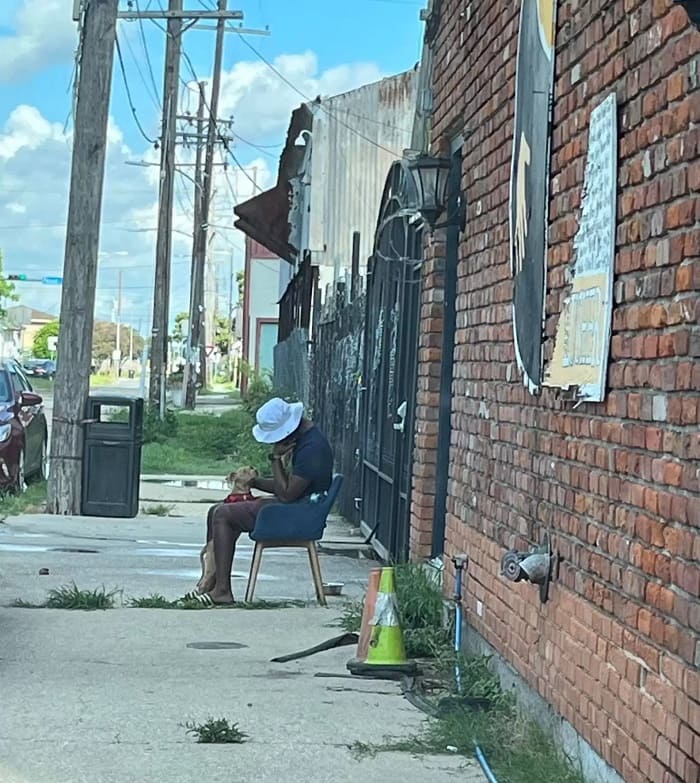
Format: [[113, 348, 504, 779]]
[[272, 441, 294, 459]]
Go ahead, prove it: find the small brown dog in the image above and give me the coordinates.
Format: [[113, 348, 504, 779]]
[[223, 465, 258, 504], [194, 466, 259, 595]]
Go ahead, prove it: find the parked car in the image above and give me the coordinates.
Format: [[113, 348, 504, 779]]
[[0, 360, 48, 493], [23, 359, 56, 380]]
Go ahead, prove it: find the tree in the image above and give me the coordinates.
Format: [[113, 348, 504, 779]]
[[214, 314, 231, 355], [236, 270, 245, 304], [0, 249, 18, 320], [172, 311, 189, 343], [33, 321, 60, 359], [92, 321, 144, 360]]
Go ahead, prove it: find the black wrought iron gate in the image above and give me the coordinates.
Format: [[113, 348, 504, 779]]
[[358, 163, 422, 562]]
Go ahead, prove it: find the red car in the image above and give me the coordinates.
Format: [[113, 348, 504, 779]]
[[0, 360, 48, 493]]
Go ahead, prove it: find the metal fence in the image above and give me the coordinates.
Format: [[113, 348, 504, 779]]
[[311, 290, 365, 524]]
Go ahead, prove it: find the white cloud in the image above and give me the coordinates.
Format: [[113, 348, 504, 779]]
[[0, 49, 384, 336], [203, 51, 384, 144], [0, 0, 78, 84]]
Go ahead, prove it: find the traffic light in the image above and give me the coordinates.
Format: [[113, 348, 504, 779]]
[[7, 274, 26, 281]]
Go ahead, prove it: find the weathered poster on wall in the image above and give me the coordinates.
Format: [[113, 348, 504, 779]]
[[544, 93, 618, 402], [509, 0, 558, 394]]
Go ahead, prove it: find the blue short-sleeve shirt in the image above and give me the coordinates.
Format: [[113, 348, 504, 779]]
[[291, 425, 333, 496]]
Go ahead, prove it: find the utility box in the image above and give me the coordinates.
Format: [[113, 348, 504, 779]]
[[81, 396, 144, 518]]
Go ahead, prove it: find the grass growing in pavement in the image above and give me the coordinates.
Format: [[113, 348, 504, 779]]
[[46, 584, 120, 610], [352, 654, 585, 783], [0, 480, 47, 519], [141, 409, 268, 476], [13, 583, 121, 610], [342, 565, 585, 783], [184, 718, 247, 744], [128, 593, 308, 610]]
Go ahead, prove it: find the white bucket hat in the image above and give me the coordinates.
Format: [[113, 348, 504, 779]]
[[252, 398, 304, 444]]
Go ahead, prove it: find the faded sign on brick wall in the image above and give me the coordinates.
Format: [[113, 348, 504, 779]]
[[509, 0, 558, 394], [544, 93, 618, 402]]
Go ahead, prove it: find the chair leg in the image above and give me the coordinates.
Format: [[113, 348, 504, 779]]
[[306, 542, 327, 607], [245, 543, 264, 603]]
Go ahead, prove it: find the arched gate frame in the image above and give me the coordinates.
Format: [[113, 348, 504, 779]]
[[358, 162, 423, 562]]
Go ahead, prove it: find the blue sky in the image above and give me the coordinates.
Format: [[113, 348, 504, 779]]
[[0, 0, 423, 331]]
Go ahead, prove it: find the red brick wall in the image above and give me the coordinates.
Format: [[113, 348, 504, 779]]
[[424, 1, 700, 781], [410, 241, 446, 558]]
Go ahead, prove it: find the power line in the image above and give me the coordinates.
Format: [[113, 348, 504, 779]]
[[120, 19, 161, 111], [230, 131, 280, 158], [0, 218, 154, 231], [134, 0, 163, 105], [231, 133, 281, 149], [114, 33, 158, 145]]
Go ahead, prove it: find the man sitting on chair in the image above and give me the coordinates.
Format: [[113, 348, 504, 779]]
[[191, 397, 333, 606]]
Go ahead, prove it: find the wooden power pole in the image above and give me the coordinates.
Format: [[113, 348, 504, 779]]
[[149, 0, 183, 417], [48, 0, 119, 515], [184, 82, 206, 409], [187, 0, 228, 406]]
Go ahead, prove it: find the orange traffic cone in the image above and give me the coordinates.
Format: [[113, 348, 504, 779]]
[[354, 568, 381, 663], [347, 566, 417, 677]]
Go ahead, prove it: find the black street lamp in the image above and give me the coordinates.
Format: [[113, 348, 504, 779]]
[[405, 154, 466, 232], [405, 155, 452, 230]]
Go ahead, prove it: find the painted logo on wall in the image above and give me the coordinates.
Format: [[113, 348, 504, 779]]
[[509, 0, 558, 393]]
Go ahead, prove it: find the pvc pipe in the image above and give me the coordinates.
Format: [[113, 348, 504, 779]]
[[452, 556, 466, 693], [475, 744, 500, 783]]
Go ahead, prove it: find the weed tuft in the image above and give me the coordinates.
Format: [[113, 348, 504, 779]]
[[45, 583, 120, 610], [184, 718, 248, 744], [128, 594, 174, 608], [337, 599, 364, 633]]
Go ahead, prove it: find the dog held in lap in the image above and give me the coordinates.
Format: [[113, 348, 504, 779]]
[[195, 466, 258, 593]]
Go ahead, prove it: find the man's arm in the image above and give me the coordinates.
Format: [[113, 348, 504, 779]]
[[251, 457, 310, 503]]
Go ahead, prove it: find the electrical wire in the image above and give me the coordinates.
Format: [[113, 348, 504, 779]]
[[232, 34, 405, 154], [230, 131, 281, 158], [121, 19, 161, 111], [134, 0, 163, 105], [115, 34, 158, 145], [195, 0, 409, 146]]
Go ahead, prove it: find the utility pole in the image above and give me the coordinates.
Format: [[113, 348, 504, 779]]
[[184, 82, 206, 409], [149, 0, 183, 417], [227, 251, 234, 380], [190, 0, 228, 403], [115, 269, 122, 376], [48, 0, 119, 516]]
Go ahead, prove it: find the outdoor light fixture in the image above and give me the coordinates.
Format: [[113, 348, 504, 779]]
[[405, 155, 464, 232]]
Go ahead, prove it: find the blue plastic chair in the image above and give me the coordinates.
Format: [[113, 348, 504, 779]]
[[245, 475, 344, 606]]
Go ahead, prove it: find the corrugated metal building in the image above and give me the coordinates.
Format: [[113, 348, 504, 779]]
[[234, 69, 418, 294], [306, 70, 417, 287]]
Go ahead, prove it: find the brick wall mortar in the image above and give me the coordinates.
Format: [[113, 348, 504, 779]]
[[421, 0, 700, 780]]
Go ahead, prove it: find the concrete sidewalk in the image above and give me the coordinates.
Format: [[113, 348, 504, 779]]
[[0, 605, 486, 782]]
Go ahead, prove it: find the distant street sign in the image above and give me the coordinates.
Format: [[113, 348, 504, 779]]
[[41, 276, 63, 285], [48, 336, 58, 352]]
